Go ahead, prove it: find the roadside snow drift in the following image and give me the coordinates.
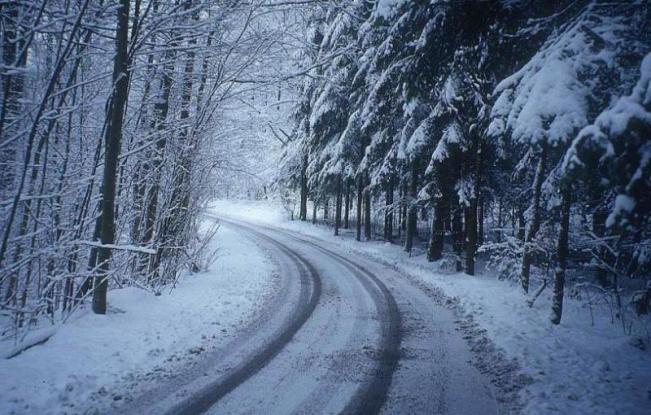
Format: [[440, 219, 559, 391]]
[[0, 224, 274, 415]]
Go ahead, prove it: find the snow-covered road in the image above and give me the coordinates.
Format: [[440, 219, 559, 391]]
[[125, 217, 499, 414]]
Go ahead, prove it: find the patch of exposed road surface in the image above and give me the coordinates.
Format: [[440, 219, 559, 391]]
[[118, 217, 498, 414]]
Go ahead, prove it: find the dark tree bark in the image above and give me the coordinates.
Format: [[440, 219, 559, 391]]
[[517, 207, 526, 241], [364, 178, 371, 240], [427, 199, 446, 261], [0, 3, 27, 196], [152, 1, 200, 281], [452, 207, 464, 272], [477, 198, 484, 245], [551, 191, 571, 325], [521, 142, 548, 293], [344, 180, 350, 229], [299, 153, 308, 221], [335, 175, 342, 236], [401, 200, 407, 234], [356, 175, 363, 241], [465, 204, 477, 275], [312, 199, 317, 224], [133, 0, 169, 261], [75, 141, 105, 304], [496, 200, 503, 243], [0, 0, 87, 273], [140, 32, 175, 277], [323, 198, 329, 221], [93, 0, 131, 314], [397, 185, 405, 239], [465, 143, 483, 276], [384, 178, 394, 242], [404, 161, 418, 254]]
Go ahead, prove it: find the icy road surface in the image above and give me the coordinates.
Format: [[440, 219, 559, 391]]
[[120, 217, 497, 414]]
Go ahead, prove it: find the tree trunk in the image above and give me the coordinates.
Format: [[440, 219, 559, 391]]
[[0, 1, 87, 271], [312, 200, 317, 224], [551, 191, 571, 325], [76, 165, 104, 305], [520, 142, 548, 293], [397, 185, 405, 239], [140, 26, 175, 277], [356, 175, 363, 241], [453, 207, 463, 272], [93, 0, 130, 314], [344, 181, 350, 229], [131, 1, 162, 250], [404, 162, 418, 254], [299, 153, 308, 221], [477, 198, 484, 245], [152, 1, 199, 281], [364, 178, 371, 240], [384, 179, 394, 242], [465, 204, 477, 275], [0, 2, 27, 197], [427, 199, 445, 261], [517, 207, 525, 241], [496, 200, 503, 243], [334, 175, 342, 236], [401, 200, 407, 234], [465, 143, 483, 276]]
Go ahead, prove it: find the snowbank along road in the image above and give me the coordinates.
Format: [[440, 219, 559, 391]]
[[119, 217, 498, 414]]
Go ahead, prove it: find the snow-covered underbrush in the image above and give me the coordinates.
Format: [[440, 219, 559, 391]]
[[0, 224, 275, 414]]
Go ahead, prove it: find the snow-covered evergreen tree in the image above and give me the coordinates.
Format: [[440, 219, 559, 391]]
[[282, 0, 650, 325], [489, 0, 649, 294]]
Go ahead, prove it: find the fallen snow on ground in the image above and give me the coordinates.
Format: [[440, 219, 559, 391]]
[[211, 198, 651, 415], [0, 224, 274, 415]]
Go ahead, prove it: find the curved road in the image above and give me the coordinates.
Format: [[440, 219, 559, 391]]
[[119, 218, 498, 414]]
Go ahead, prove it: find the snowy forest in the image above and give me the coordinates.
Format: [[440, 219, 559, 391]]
[[279, 0, 651, 325], [1, 0, 651, 414], [0, 0, 293, 330]]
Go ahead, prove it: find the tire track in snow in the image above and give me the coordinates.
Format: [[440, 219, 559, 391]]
[[165, 218, 322, 415], [250, 222, 500, 415], [271, 227, 402, 414], [222, 218, 403, 414]]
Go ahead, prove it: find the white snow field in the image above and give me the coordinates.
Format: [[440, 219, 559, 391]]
[[0, 224, 275, 414], [210, 199, 651, 415]]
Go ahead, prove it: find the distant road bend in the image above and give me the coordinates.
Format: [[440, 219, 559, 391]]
[[120, 217, 498, 415]]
